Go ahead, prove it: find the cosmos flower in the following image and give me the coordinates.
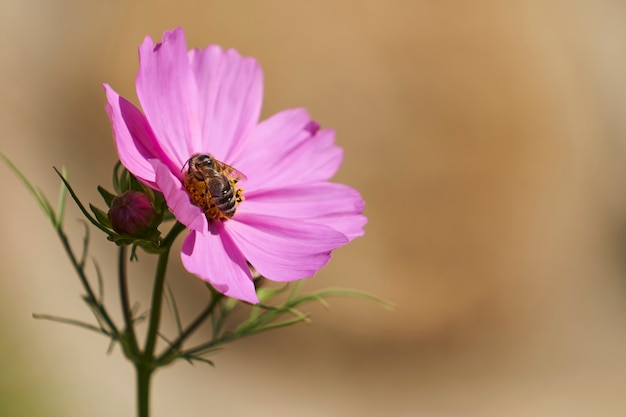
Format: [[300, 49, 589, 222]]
[[103, 27, 366, 303]]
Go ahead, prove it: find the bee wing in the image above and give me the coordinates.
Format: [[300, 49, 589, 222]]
[[215, 159, 248, 182]]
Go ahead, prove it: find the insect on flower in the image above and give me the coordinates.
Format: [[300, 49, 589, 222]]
[[104, 27, 366, 303], [182, 154, 246, 220]]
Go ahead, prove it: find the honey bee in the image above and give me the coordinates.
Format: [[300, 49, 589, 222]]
[[183, 154, 246, 220]]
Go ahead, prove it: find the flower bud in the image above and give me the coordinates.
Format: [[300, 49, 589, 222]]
[[108, 191, 156, 235]]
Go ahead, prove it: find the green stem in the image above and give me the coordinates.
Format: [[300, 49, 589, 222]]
[[143, 222, 186, 357], [143, 248, 170, 357], [56, 228, 119, 337], [119, 246, 139, 356], [136, 365, 152, 417], [135, 222, 186, 417]]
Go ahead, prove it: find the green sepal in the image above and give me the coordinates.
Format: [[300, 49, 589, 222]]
[[107, 230, 162, 249], [152, 190, 175, 221], [113, 161, 149, 195], [90, 203, 112, 228], [113, 161, 130, 194], [97, 186, 116, 208], [129, 174, 146, 193]]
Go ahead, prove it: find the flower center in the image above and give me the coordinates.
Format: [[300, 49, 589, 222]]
[[182, 154, 245, 220]]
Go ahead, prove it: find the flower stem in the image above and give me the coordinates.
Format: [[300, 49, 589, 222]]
[[135, 221, 186, 417], [143, 247, 170, 357], [119, 245, 139, 356], [56, 228, 119, 337], [136, 364, 153, 417], [143, 222, 185, 357]]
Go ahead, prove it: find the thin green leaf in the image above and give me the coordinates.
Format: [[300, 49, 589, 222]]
[[183, 337, 233, 358], [290, 288, 394, 311], [164, 283, 183, 338], [257, 284, 290, 303], [132, 306, 149, 325], [181, 356, 194, 365], [78, 220, 90, 269], [255, 305, 308, 324], [131, 302, 142, 318], [55, 166, 68, 227], [1, 153, 56, 224], [130, 244, 139, 261], [157, 333, 175, 347], [203, 283, 236, 337], [248, 304, 262, 321], [234, 307, 284, 335], [106, 338, 117, 354], [184, 344, 223, 358], [249, 315, 310, 334], [287, 280, 304, 301], [82, 296, 110, 332], [92, 258, 104, 302], [53, 167, 112, 235], [212, 301, 233, 339], [290, 294, 330, 309], [236, 288, 391, 337], [183, 355, 215, 367], [187, 310, 308, 358], [33, 313, 110, 336]]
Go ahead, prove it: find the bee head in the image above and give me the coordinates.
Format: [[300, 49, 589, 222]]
[[197, 154, 213, 168], [182, 154, 213, 174]]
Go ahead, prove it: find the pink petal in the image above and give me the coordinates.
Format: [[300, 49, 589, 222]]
[[188, 45, 263, 161], [136, 27, 199, 167], [104, 84, 179, 186], [230, 109, 343, 191], [225, 213, 348, 282], [151, 160, 208, 232], [181, 227, 258, 304], [240, 182, 366, 240]]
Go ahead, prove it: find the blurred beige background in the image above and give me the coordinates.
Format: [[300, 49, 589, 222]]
[[2, 0, 626, 416]]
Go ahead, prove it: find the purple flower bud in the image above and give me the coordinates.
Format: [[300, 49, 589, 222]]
[[108, 191, 156, 235]]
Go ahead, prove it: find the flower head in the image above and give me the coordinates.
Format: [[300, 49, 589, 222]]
[[104, 27, 366, 303], [108, 190, 157, 235]]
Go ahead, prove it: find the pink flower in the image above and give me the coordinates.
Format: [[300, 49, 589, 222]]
[[103, 28, 366, 303]]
